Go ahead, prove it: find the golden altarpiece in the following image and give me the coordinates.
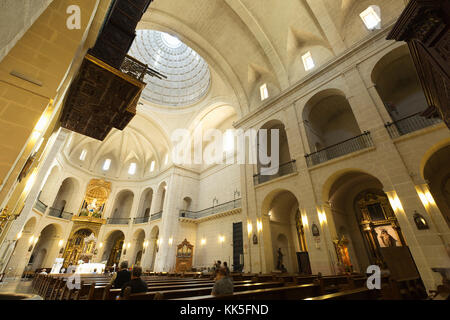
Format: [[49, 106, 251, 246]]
[[332, 190, 408, 273], [62, 179, 111, 267]]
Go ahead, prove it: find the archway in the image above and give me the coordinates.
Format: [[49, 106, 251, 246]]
[[102, 230, 125, 267], [256, 120, 293, 183], [51, 177, 79, 217], [423, 144, 450, 228], [372, 45, 428, 121], [262, 190, 308, 273], [155, 182, 167, 214], [110, 190, 134, 223], [62, 228, 95, 268], [38, 166, 60, 206], [303, 89, 361, 155], [137, 188, 153, 221], [28, 224, 62, 271], [130, 229, 145, 266], [327, 171, 411, 273], [147, 226, 159, 271]]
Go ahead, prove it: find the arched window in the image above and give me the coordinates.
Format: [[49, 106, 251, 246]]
[[102, 159, 111, 171], [128, 162, 137, 175]]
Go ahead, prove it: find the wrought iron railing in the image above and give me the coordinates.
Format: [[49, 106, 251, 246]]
[[305, 131, 374, 167], [150, 211, 162, 221], [385, 112, 442, 138], [134, 216, 150, 224], [179, 199, 242, 220], [107, 217, 130, 225], [253, 160, 297, 185], [34, 199, 48, 214], [120, 55, 166, 82], [48, 207, 72, 220]]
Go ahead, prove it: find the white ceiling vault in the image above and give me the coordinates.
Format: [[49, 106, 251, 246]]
[[129, 30, 211, 107], [62, 0, 405, 180]]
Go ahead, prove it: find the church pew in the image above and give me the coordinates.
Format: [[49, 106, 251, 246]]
[[385, 277, 428, 300], [101, 280, 256, 300], [173, 283, 322, 300], [305, 287, 381, 300], [123, 281, 286, 300], [315, 275, 355, 294]]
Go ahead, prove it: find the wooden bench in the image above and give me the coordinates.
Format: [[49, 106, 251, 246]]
[[101, 279, 255, 300], [305, 287, 381, 300], [173, 283, 321, 300], [123, 281, 286, 300]]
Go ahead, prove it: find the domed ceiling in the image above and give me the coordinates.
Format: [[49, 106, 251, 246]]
[[129, 30, 211, 107]]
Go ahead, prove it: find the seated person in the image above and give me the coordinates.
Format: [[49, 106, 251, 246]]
[[211, 268, 233, 296], [119, 266, 148, 298], [111, 261, 131, 289]]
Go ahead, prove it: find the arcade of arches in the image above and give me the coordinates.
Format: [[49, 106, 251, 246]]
[[0, 0, 449, 295]]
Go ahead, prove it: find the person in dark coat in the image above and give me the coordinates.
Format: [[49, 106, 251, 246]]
[[112, 261, 131, 289]]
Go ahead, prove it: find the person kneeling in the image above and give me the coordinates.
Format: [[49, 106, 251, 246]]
[[119, 266, 148, 299], [211, 268, 233, 296]]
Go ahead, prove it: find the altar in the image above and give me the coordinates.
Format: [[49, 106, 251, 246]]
[[75, 263, 105, 274]]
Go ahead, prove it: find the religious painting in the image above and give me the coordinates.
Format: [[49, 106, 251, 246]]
[[374, 225, 402, 248], [311, 223, 320, 237]]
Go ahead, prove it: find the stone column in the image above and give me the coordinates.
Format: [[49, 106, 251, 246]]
[[1, 128, 69, 275]]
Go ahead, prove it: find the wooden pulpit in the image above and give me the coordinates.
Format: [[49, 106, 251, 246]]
[[387, 0, 450, 128]]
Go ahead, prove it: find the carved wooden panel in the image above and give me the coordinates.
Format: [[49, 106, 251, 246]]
[[60, 54, 144, 140], [387, 0, 450, 129]]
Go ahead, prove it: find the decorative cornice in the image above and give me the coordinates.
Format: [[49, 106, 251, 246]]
[[179, 207, 242, 224]]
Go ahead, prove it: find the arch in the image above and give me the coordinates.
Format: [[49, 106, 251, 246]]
[[321, 168, 378, 203], [102, 230, 125, 267], [155, 182, 167, 213], [51, 177, 80, 215], [257, 119, 292, 177], [22, 217, 37, 234], [261, 189, 308, 273], [303, 89, 361, 153], [146, 226, 160, 271], [422, 144, 450, 227], [28, 223, 62, 271], [38, 165, 61, 205], [137, 187, 154, 219], [110, 190, 135, 220], [419, 138, 450, 181], [130, 228, 146, 266], [326, 170, 411, 273], [371, 44, 428, 121]]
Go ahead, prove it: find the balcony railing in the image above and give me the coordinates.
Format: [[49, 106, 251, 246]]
[[385, 112, 442, 138], [48, 207, 73, 220], [305, 131, 374, 167], [34, 199, 48, 214], [253, 160, 297, 185], [179, 199, 242, 220], [120, 55, 167, 82], [134, 216, 150, 224], [150, 211, 162, 221], [107, 218, 130, 225]]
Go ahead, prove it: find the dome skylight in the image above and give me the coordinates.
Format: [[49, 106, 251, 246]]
[[129, 30, 211, 107], [161, 33, 182, 48]]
